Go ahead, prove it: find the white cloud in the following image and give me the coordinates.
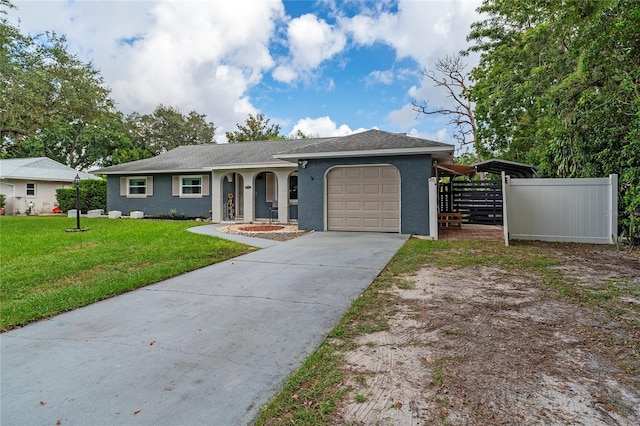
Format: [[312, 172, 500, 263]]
[[407, 127, 450, 143], [272, 65, 297, 84], [273, 13, 347, 83], [10, 0, 287, 139], [291, 116, 364, 137], [387, 104, 421, 129], [366, 70, 394, 86], [340, 0, 481, 67], [112, 0, 286, 136]]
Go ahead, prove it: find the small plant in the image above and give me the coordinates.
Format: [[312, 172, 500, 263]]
[[354, 394, 366, 403], [0, 193, 6, 208], [169, 208, 178, 219]]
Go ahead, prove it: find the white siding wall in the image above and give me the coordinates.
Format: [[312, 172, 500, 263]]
[[504, 174, 618, 244], [1, 179, 71, 215]]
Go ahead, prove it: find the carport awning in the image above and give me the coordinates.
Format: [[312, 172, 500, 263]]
[[437, 164, 476, 178], [474, 159, 538, 178]]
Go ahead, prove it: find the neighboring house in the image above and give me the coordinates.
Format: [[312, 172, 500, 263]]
[[0, 157, 100, 215], [93, 130, 455, 235]]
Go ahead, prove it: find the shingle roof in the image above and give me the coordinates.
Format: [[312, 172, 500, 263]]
[[276, 129, 452, 156], [93, 130, 454, 174], [0, 157, 101, 181]]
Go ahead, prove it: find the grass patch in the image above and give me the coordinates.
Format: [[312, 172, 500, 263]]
[[254, 238, 639, 424], [0, 216, 252, 330]]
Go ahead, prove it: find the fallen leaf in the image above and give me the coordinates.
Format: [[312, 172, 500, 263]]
[[292, 393, 298, 399], [39, 400, 46, 406], [134, 409, 141, 415], [149, 340, 156, 346], [56, 421, 61, 426]]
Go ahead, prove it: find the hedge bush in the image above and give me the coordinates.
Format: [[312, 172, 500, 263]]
[[56, 179, 106, 212]]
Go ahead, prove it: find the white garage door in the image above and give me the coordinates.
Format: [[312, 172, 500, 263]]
[[327, 165, 400, 232]]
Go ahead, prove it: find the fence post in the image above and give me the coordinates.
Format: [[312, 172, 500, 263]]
[[502, 172, 509, 246], [609, 174, 618, 244], [429, 177, 438, 240]]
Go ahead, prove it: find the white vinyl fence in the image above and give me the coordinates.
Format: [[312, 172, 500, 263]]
[[502, 174, 618, 245]]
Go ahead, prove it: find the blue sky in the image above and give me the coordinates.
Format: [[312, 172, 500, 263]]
[[9, 0, 482, 146]]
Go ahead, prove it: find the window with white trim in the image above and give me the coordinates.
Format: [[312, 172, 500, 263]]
[[128, 177, 147, 195], [181, 176, 202, 195], [26, 183, 36, 196]]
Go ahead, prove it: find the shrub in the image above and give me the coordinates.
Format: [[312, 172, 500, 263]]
[[55, 179, 106, 212]]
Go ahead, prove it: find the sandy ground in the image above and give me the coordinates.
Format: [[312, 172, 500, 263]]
[[336, 245, 640, 425]]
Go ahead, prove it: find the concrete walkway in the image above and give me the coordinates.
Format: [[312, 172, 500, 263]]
[[1, 230, 408, 425]]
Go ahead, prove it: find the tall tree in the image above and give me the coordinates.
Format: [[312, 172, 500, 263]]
[[225, 113, 282, 142], [20, 112, 136, 170], [125, 105, 216, 156], [412, 54, 479, 158], [0, 2, 135, 169], [1, 9, 113, 154], [467, 0, 639, 228]]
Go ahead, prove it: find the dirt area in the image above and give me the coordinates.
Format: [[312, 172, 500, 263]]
[[337, 244, 640, 425], [217, 223, 307, 241]]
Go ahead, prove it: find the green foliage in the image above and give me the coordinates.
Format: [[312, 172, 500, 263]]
[[0, 193, 5, 208], [225, 113, 283, 142], [0, 216, 252, 330], [1, 10, 114, 160], [55, 188, 81, 212], [467, 0, 640, 230], [55, 179, 106, 212], [124, 104, 217, 156], [1, 6, 215, 168], [81, 178, 107, 211]]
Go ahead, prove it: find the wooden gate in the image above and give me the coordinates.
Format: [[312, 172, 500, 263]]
[[440, 180, 503, 225]]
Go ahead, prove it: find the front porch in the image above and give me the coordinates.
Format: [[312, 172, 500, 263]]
[[211, 168, 298, 224]]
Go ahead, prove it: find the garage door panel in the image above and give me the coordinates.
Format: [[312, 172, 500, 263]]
[[345, 168, 362, 178], [382, 184, 399, 194], [346, 201, 363, 211], [363, 168, 382, 178], [363, 201, 381, 211], [345, 184, 363, 195], [363, 184, 381, 194], [345, 217, 363, 227], [382, 201, 398, 211], [327, 165, 400, 232]]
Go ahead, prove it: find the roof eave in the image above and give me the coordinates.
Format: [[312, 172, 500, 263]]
[[274, 146, 454, 162], [95, 168, 209, 175]]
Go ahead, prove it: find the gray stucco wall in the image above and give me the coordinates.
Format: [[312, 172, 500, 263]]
[[106, 174, 212, 218], [297, 155, 433, 235]]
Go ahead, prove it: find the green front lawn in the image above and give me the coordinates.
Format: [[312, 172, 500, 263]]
[[0, 216, 252, 331]]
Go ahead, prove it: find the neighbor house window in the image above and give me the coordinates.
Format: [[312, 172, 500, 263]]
[[26, 183, 36, 196], [181, 176, 202, 195], [128, 177, 147, 195]]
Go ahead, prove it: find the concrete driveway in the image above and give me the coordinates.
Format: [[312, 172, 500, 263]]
[[1, 229, 408, 425]]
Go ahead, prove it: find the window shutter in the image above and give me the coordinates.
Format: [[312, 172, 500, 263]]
[[202, 175, 210, 196], [172, 176, 180, 196], [120, 177, 127, 196], [147, 176, 153, 196]]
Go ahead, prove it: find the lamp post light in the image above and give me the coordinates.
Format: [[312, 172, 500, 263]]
[[74, 174, 81, 230]]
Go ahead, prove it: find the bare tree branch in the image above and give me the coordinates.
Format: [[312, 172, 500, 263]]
[[412, 54, 480, 159]]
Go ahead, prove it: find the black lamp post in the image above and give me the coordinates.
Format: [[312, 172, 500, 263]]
[[74, 174, 81, 230]]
